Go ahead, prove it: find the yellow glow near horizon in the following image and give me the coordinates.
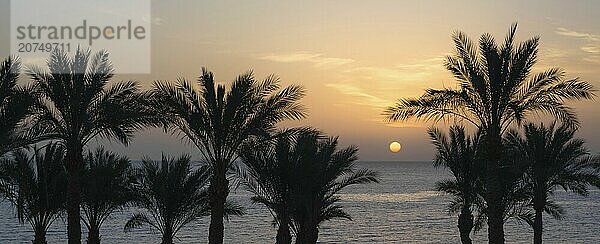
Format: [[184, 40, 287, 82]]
[[389, 141, 402, 153]]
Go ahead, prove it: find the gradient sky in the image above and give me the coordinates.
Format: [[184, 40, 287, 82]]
[[1, 0, 599, 161]]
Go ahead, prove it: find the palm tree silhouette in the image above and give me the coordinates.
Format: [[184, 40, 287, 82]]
[[504, 123, 600, 244], [149, 68, 306, 244], [428, 126, 485, 244], [0, 143, 67, 244], [26, 49, 159, 243], [239, 128, 310, 244], [81, 148, 137, 244], [383, 23, 595, 243], [285, 130, 379, 243], [0, 57, 37, 156], [124, 155, 243, 244]]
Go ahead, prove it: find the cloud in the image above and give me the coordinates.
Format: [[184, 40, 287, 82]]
[[344, 58, 443, 83], [259, 51, 354, 69], [325, 83, 391, 108], [581, 45, 600, 54], [555, 27, 599, 41], [325, 55, 447, 110], [542, 47, 569, 58], [337, 56, 446, 90], [582, 56, 600, 64], [555, 27, 600, 64]]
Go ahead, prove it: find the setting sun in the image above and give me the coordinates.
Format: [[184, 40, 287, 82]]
[[389, 141, 402, 153]]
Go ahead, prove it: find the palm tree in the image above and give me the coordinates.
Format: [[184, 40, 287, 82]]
[[285, 130, 379, 244], [0, 57, 37, 156], [428, 126, 485, 244], [504, 123, 600, 244], [383, 23, 595, 243], [0, 143, 67, 244], [124, 155, 243, 244], [149, 68, 306, 244], [26, 48, 159, 243], [239, 129, 306, 244], [81, 147, 137, 244]]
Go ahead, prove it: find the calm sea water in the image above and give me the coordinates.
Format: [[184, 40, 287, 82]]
[[1, 161, 599, 243]]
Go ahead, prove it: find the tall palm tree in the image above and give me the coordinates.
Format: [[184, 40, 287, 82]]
[[428, 126, 485, 244], [150, 68, 306, 244], [285, 130, 379, 244], [383, 23, 595, 243], [0, 57, 37, 156], [504, 123, 600, 244], [124, 155, 243, 244], [239, 129, 307, 244], [81, 147, 137, 244], [0, 143, 67, 244], [26, 48, 159, 243]]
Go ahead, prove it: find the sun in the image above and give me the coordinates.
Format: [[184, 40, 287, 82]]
[[389, 141, 402, 153]]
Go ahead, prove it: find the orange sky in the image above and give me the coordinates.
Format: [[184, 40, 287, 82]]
[[2, 0, 599, 160]]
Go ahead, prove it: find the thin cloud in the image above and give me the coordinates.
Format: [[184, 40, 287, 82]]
[[326, 55, 447, 110], [542, 47, 569, 59], [582, 56, 600, 64], [555, 27, 599, 41], [555, 27, 600, 64], [581, 45, 600, 54], [325, 83, 391, 108], [259, 51, 354, 69]]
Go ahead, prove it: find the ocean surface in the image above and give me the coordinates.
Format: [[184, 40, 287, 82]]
[[1, 161, 599, 243]]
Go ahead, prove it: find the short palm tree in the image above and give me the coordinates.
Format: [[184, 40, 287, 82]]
[[384, 23, 595, 243], [27, 49, 159, 243], [239, 129, 306, 244], [428, 126, 485, 244], [504, 123, 600, 244], [124, 155, 243, 244], [81, 147, 137, 244], [0, 57, 37, 156], [0, 143, 67, 244], [150, 68, 306, 244], [287, 130, 379, 244]]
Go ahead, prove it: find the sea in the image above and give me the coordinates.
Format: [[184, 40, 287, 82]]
[[1, 161, 599, 243]]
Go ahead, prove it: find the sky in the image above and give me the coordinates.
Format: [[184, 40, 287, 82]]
[[1, 0, 599, 161]]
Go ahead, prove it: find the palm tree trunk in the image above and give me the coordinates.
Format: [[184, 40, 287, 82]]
[[87, 225, 101, 244], [458, 207, 474, 244], [295, 223, 318, 244], [533, 208, 543, 244], [162, 227, 174, 244], [66, 144, 83, 244], [485, 128, 505, 244], [276, 217, 292, 244], [33, 227, 47, 244], [532, 181, 547, 244], [208, 164, 229, 244]]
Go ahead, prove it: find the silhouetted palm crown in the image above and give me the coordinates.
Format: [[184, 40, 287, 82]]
[[288, 130, 379, 243], [384, 24, 595, 131], [505, 123, 600, 222], [0, 143, 67, 243], [150, 68, 305, 243], [151, 68, 306, 170], [124, 155, 242, 243], [239, 129, 306, 244], [81, 148, 137, 243], [26, 48, 159, 243], [27, 49, 158, 146], [240, 129, 379, 243], [429, 126, 485, 217], [0, 57, 36, 155], [240, 129, 296, 224], [383, 23, 596, 243]]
